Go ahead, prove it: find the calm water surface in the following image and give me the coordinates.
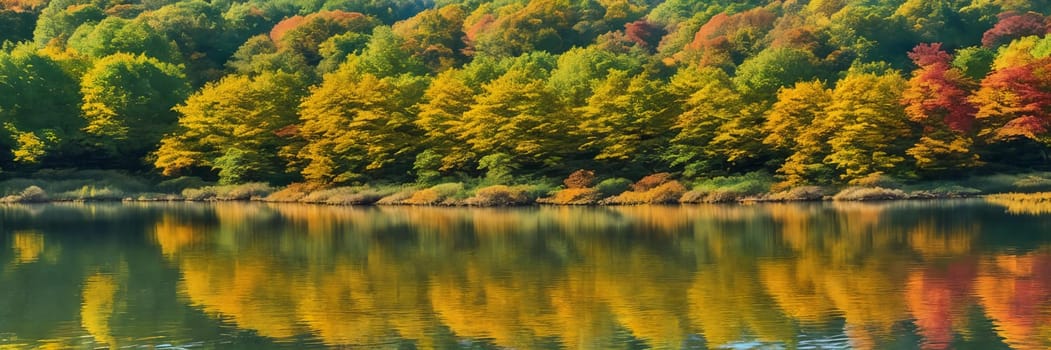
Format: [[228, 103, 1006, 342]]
[[1, 200, 1050, 349]]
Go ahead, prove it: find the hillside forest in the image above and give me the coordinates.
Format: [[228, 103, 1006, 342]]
[[2, 0, 1051, 199]]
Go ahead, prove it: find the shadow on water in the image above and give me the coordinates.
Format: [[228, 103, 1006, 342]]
[[0, 199, 1050, 349]]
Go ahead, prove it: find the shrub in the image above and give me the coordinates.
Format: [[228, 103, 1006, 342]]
[[648, 181, 687, 203], [603, 180, 686, 205], [465, 185, 531, 206], [631, 173, 673, 191], [537, 188, 603, 205], [595, 178, 632, 197], [832, 187, 908, 201], [402, 182, 465, 205], [563, 170, 596, 189], [12, 186, 48, 203]]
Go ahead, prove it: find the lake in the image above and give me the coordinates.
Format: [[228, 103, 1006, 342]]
[[0, 200, 1050, 349]]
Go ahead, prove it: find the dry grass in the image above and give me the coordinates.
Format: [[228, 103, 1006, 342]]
[[986, 192, 1051, 215], [832, 187, 908, 201]]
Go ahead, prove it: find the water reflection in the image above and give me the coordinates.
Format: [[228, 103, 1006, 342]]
[[1, 200, 1051, 349]]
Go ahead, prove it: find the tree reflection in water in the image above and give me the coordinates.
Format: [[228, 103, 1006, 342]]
[[0, 200, 1049, 349]]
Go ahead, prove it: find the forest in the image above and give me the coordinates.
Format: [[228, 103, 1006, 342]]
[[1, 0, 1051, 203]]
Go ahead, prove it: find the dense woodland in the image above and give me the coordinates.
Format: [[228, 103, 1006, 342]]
[[2, 0, 1051, 191]]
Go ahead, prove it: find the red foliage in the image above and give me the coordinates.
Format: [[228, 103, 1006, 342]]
[[907, 259, 977, 350], [624, 20, 666, 50], [631, 173, 673, 192], [981, 11, 1049, 48], [688, 8, 776, 51], [976, 57, 1051, 140], [269, 11, 372, 44], [563, 169, 596, 189], [269, 15, 305, 43], [904, 43, 977, 133], [465, 14, 495, 44], [908, 43, 952, 67]]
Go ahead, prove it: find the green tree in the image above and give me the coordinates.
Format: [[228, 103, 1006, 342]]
[[156, 71, 310, 184], [732, 47, 821, 103], [348, 25, 426, 77], [33, 0, 105, 45], [664, 66, 745, 177], [80, 53, 189, 165], [68, 17, 180, 62], [0, 44, 85, 166]]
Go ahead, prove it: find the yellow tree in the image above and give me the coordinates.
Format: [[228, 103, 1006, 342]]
[[460, 67, 574, 177], [763, 80, 835, 187], [824, 70, 912, 183], [155, 71, 310, 184], [297, 66, 428, 184]]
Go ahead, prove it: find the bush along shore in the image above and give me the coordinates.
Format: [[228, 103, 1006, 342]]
[[1, 169, 1049, 207]]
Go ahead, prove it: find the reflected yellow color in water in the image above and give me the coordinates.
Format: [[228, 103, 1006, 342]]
[[81, 273, 118, 349], [2, 200, 1051, 349], [11, 231, 44, 264]]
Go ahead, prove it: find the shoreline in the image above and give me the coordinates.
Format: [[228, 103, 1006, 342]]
[[0, 192, 990, 206]]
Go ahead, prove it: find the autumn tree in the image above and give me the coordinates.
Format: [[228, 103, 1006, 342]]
[[296, 66, 428, 184], [763, 80, 834, 187], [270, 10, 379, 66], [460, 65, 574, 177], [414, 69, 477, 179], [664, 66, 745, 177], [970, 56, 1051, 145], [683, 8, 778, 68], [824, 69, 912, 183], [155, 71, 310, 184], [981, 11, 1049, 48], [392, 4, 468, 72], [901, 43, 981, 174], [467, 0, 581, 58], [80, 53, 189, 165], [577, 70, 674, 174]]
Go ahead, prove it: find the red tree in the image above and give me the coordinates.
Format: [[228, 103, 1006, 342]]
[[903, 43, 977, 133], [981, 12, 1049, 48], [971, 57, 1051, 141]]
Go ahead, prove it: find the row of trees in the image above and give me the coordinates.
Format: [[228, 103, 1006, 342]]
[[1, 0, 1051, 188]]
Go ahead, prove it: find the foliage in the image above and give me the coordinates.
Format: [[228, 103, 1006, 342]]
[[80, 53, 189, 165], [1, 0, 1051, 196], [563, 169, 596, 189]]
